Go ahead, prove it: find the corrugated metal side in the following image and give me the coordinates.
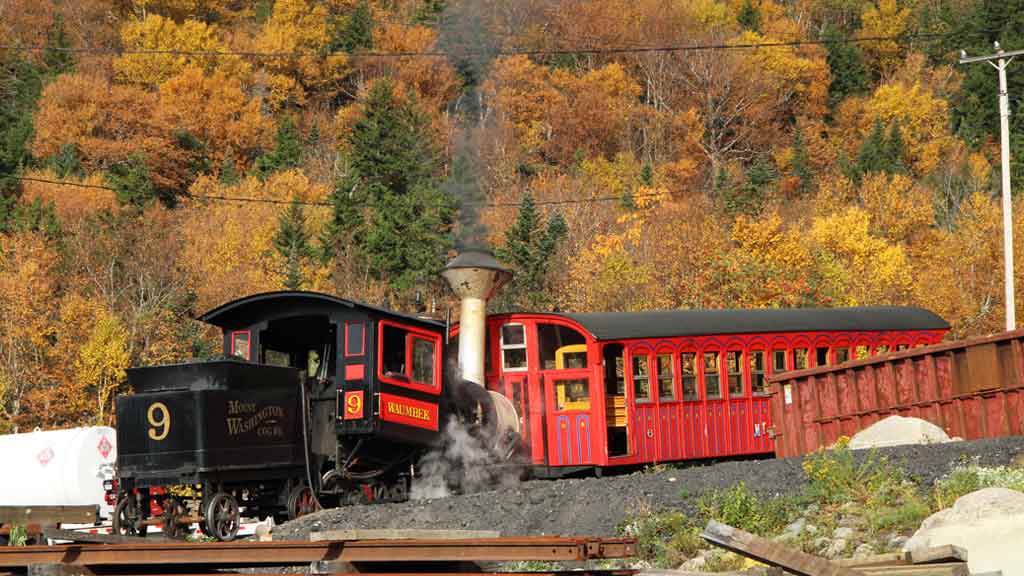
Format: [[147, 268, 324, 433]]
[[768, 329, 1024, 458]]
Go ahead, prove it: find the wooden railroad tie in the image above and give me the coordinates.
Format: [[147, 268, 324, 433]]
[[700, 520, 990, 576]]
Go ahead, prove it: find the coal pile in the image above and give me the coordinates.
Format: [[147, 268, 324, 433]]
[[274, 436, 1024, 540]]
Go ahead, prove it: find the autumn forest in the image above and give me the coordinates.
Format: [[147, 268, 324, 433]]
[[0, 0, 1021, 431]]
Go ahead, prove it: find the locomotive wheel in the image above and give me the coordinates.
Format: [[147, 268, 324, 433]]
[[112, 495, 148, 537], [204, 492, 240, 542], [286, 485, 319, 520], [161, 498, 186, 539]]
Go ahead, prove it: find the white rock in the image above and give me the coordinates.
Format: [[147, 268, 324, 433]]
[[678, 552, 707, 571], [832, 526, 855, 540], [904, 487, 1024, 576], [824, 538, 848, 558], [848, 415, 950, 450], [853, 543, 875, 558]]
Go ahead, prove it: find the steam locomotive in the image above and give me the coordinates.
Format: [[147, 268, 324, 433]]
[[111, 250, 949, 540]]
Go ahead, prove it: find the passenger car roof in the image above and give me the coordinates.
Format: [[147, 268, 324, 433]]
[[565, 307, 949, 341], [199, 291, 444, 330]]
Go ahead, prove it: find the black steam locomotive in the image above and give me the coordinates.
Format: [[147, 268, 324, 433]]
[[112, 252, 513, 541]]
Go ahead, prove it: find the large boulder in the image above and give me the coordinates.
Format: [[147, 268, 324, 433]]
[[904, 487, 1024, 576], [848, 415, 950, 450]]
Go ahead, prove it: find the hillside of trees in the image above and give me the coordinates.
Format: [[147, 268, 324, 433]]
[[0, 0, 1021, 430]]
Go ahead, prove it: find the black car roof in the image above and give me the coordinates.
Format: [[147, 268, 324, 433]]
[[564, 306, 949, 341], [199, 291, 444, 330]]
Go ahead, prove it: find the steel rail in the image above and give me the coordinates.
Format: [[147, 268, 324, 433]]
[[0, 537, 636, 568]]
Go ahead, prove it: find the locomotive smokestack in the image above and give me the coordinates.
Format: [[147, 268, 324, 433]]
[[442, 249, 512, 387]]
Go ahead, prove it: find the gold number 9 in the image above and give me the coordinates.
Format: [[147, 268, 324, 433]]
[[147, 402, 170, 441]]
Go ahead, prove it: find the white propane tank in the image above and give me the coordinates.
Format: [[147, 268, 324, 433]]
[[0, 427, 116, 520]]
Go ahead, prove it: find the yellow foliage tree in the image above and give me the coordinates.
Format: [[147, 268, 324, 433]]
[[180, 171, 330, 311], [253, 0, 350, 106], [0, 233, 59, 432], [719, 211, 816, 307], [73, 306, 131, 425], [807, 206, 914, 305], [157, 65, 275, 170], [856, 172, 933, 244], [113, 14, 242, 85], [858, 80, 953, 175], [860, 0, 912, 76]]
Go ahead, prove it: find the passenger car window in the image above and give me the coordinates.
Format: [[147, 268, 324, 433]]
[[657, 354, 675, 401], [750, 351, 766, 395], [680, 352, 698, 400], [726, 351, 743, 396], [537, 324, 587, 369], [633, 355, 651, 402], [794, 348, 809, 370], [772, 349, 787, 372], [555, 378, 590, 410], [836, 347, 850, 363], [704, 352, 721, 399], [501, 324, 528, 371]]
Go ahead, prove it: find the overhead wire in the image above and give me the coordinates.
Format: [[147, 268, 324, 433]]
[[0, 28, 996, 59], [10, 175, 664, 209]]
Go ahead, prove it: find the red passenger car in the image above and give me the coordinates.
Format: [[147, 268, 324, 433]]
[[470, 308, 949, 475]]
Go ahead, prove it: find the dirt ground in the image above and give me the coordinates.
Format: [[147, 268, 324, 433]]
[[274, 436, 1024, 540]]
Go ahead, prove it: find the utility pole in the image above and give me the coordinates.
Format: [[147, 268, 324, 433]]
[[960, 43, 1023, 331]]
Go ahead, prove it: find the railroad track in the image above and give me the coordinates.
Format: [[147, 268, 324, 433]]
[[0, 536, 636, 576]]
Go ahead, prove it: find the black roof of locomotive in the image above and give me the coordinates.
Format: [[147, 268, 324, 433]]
[[565, 306, 949, 341], [199, 291, 445, 330]]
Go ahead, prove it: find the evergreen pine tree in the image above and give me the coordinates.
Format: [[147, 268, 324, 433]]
[[822, 26, 869, 111], [106, 154, 155, 208], [336, 79, 454, 291], [332, 0, 374, 53], [854, 118, 888, 182], [254, 116, 303, 179], [274, 196, 313, 290], [0, 53, 43, 196], [43, 14, 75, 77], [218, 157, 240, 186], [737, 0, 762, 33], [494, 194, 568, 311], [726, 158, 775, 216], [883, 119, 907, 174], [791, 125, 814, 196], [320, 170, 365, 263], [50, 143, 82, 178]]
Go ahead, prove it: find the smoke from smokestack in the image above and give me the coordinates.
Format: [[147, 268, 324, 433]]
[[438, 0, 500, 250]]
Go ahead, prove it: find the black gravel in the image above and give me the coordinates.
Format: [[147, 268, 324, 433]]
[[273, 436, 1024, 540]]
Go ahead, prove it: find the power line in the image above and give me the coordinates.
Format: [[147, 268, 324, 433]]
[[11, 175, 663, 209], [0, 29, 993, 60]]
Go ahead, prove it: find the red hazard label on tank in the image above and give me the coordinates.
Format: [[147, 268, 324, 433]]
[[37, 447, 54, 466], [97, 436, 112, 458]]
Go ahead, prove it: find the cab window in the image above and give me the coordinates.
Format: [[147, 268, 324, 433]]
[[555, 378, 590, 411], [231, 331, 250, 360], [380, 322, 439, 390]]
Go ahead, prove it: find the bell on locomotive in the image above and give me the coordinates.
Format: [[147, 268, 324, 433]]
[[442, 248, 521, 459]]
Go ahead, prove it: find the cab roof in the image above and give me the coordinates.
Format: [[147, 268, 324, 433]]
[[199, 291, 444, 330]]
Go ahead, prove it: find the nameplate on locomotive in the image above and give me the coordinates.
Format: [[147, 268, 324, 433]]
[[226, 400, 286, 438], [378, 392, 439, 431]]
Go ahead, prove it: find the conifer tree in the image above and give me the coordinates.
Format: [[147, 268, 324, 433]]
[[274, 196, 313, 290], [320, 170, 365, 263], [106, 154, 155, 208], [737, 0, 762, 33], [853, 118, 906, 182], [822, 26, 869, 111], [254, 117, 303, 179], [0, 53, 42, 197], [331, 79, 454, 292], [43, 14, 75, 77], [332, 0, 374, 53], [494, 194, 567, 311], [791, 125, 814, 196]]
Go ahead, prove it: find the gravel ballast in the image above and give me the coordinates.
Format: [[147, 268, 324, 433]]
[[273, 436, 1024, 540]]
